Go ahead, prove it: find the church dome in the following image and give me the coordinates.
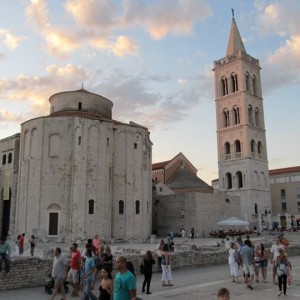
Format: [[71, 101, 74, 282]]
[[49, 88, 113, 119]]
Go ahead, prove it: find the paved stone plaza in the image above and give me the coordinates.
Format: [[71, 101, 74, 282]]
[[1, 232, 300, 299]]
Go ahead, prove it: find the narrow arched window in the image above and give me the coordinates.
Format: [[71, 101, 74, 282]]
[[255, 107, 259, 126], [235, 140, 241, 158], [258, 141, 262, 157], [2, 154, 6, 165], [251, 139, 255, 156], [236, 171, 243, 188], [135, 200, 140, 214], [248, 105, 253, 125], [245, 72, 250, 91], [233, 106, 240, 125], [225, 173, 232, 189], [78, 102, 82, 110], [225, 142, 231, 160], [78, 136, 81, 145], [221, 77, 228, 96], [88, 199, 94, 214], [8, 153, 12, 164], [119, 200, 124, 215], [231, 73, 238, 93], [134, 143, 137, 149], [223, 109, 230, 127], [252, 76, 257, 95]]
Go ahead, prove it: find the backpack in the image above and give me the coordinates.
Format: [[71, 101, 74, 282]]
[[277, 259, 288, 276]]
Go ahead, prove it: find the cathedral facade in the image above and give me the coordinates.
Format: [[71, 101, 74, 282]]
[[1, 89, 152, 241]]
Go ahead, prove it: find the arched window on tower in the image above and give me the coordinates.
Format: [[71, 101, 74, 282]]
[[255, 107, 260, 126], [245, 72, 250, 92], [119, 200, 124, 215], [231, 73, 238, 93], [225, 142, 231, 160], [252, 75, 257, 95], [258, 141, 263, 158], [248, 105, 253, 125], [88, 199, 94, 214], [8, 153, 12, 164], [221, 77, 228, 96], [2, 154, 6, 165], [135, 200, 140, 214], [225, 173, 233, 189], [236, 171, 243, 188], [232, 106, 240, 125], [251, 139, 255, 157], [223, 109, 230, 127], [235, 140, 241, 158]]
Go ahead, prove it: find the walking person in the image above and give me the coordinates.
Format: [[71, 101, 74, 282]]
[[49, 247, 68, 300], [92, 245, 105, 290], [270, 237, 285, 285], [98, 266, 113, 300], [156, 240, 164, 272], [276, 248, 289, 296], [19, 233, 25, 255], [114, 256, 137, 300], [14, 235, 20, 256], [161, 243, 173, 286], [83, 249, 97, 300], [255, 243, 268, 283], [0, 236, 11, 276], [142, 250, 155, 294], [29, 235, 35, 256], [228, 243, 239, 283], [240, 239, 255, 290], [67, 243, 81, 297]]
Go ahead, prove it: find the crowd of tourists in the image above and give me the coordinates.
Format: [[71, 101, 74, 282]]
[[46, 233, 178, 300], [226, 234, 292, 296]]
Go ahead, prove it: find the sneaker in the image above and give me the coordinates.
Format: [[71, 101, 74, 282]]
[[278, 291, 282, 296], [146, 292, 152, 294], [247, 285, 254, 290]]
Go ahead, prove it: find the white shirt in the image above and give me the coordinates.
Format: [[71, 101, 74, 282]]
[[271, 243, 284, 262]]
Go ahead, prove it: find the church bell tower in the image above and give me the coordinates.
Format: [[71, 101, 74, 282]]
[[213, 12, 271, 221]]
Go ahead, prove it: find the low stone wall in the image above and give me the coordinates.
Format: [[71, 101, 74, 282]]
[[1, 244, 300, 291], [0, 256, 52, 291]]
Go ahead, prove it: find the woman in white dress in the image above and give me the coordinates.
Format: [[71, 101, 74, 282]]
[[228, 242, 239, 283]]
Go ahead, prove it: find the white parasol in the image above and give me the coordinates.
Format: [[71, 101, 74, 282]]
[[217, 217, 250, 226]]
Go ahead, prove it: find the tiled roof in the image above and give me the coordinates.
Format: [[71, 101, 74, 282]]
[[269, 166, 300, 175], [152, 160, 170, 170], [167, 168, 212, 190]]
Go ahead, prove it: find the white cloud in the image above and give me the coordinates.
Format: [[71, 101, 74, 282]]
[[0, 29, 26, 50], [25, 0, 211, 57]]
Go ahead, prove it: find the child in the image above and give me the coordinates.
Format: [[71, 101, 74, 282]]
[[287, 260, 292, 287], [217, 287, 230, 300]]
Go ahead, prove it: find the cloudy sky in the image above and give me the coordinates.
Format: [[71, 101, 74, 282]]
[[0, 0, 299, 184]]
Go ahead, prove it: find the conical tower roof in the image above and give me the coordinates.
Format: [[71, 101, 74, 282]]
[[226, 14, 246, 56]]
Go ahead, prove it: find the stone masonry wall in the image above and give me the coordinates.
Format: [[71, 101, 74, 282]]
[[1, 245, 300, 291]]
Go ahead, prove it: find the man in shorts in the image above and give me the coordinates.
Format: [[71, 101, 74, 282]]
[[49, 247, 68, 300], [240, 239, 255, 290], [67, 243, 81, 297]]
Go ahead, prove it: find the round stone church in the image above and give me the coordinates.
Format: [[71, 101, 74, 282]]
[[15, 88, 152, 241]]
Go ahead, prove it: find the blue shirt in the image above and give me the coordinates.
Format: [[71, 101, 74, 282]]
[[114, 270, 136, 300], [84, 257, 95, 282]]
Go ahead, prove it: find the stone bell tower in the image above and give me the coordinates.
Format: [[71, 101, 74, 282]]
[[213, 11, 271, 222]]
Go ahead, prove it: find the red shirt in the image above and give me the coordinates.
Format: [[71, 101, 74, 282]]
[[71, 250, 81, 270], [19, 236, 24, 247]]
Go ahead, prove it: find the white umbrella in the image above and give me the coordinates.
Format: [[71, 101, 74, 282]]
[[217, 217, 249, 226]]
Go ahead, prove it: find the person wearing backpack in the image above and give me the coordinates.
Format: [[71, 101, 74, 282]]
[[276, 248, 289, 296]]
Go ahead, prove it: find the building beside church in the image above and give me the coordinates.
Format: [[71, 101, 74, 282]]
[[213, 14, 272, 222], [152, 152, 213, 194], [0, 89, 152, 241]]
